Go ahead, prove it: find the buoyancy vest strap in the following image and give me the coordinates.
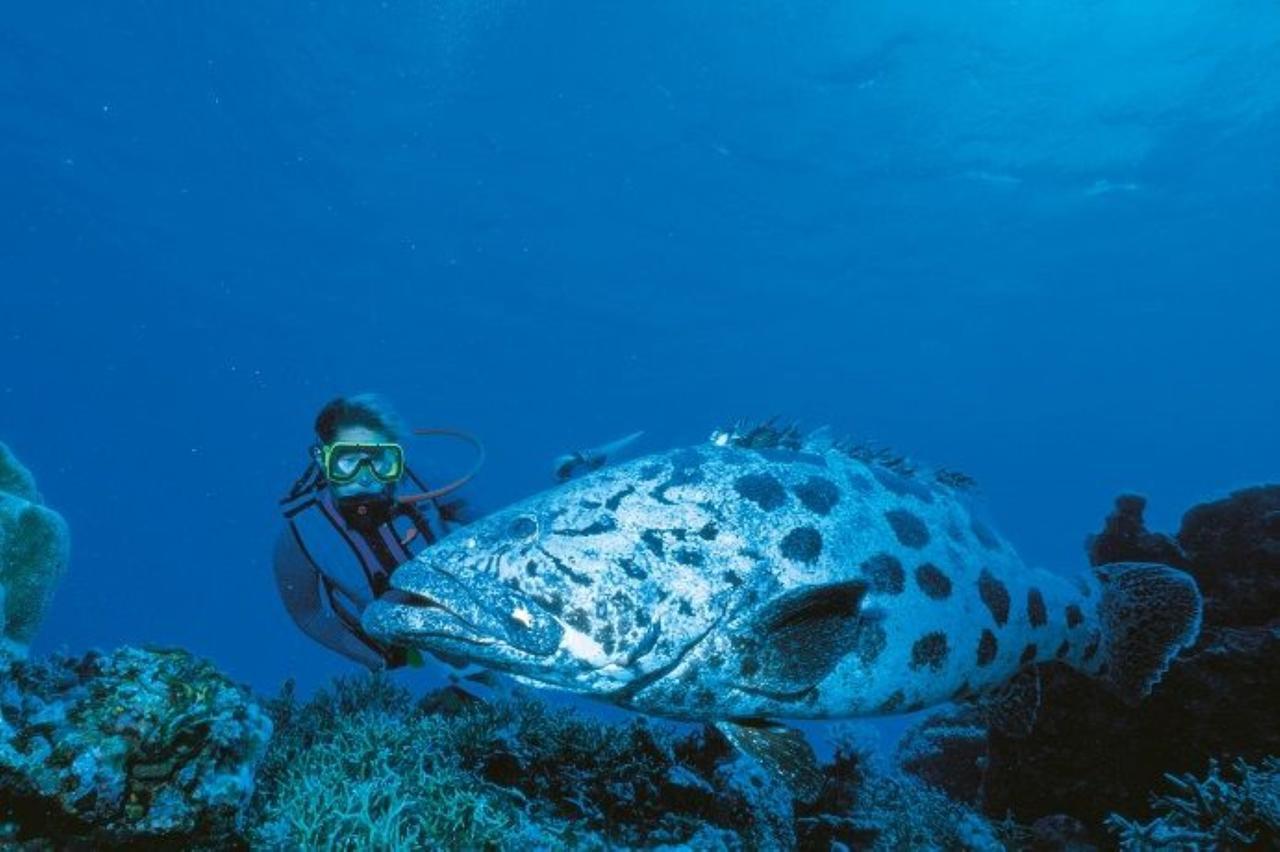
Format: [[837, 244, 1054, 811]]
[[280, 461, 324, 506], [315, 491, 391, 592], [397, 428, 485, 505]]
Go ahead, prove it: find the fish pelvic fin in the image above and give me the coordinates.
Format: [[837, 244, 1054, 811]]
[[716, 719, 824, 804], [1093, 561, 1203, 705]]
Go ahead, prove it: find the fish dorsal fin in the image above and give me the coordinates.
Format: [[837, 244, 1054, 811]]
[[716, 720, 825, 803], [746, 581, 869, 692], [974, 667, 1041, 737]]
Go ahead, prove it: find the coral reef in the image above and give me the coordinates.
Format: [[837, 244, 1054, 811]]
[[1107, 757, 1280, 850], [250, 675, 797, 849], [248, 674, 1002, 851], [0, 646, 272, 848], [901, 486, 1280, 844], [0, 442, 70, 655]]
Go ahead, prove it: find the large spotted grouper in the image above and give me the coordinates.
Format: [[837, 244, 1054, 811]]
[[363, 423, 1202, 798]]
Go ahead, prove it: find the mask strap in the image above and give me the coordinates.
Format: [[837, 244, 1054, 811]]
[[396, 428, 486, 505]]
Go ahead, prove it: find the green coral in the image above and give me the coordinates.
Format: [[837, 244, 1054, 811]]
[[1107, 757, 1280, 850], [0, 442, 69, 651], [250, 675, 800, 849], [249, 677, 559, 850], [0, 646, 272, 847]]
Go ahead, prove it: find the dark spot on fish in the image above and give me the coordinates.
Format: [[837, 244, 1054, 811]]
[[910, 632, 949, 671], [734, 473, 787, 511], [905, 701, 925, 713], [886, 509, 930, 549], [1066, 603, 1084, 628], [640, 464, 664, 480], [1082, 632, 1101, 661], [618, 558, 648, 580], [553, 517, 618, 537], [1019, 644, 1038, 665], [579, 499, 602, 509], [872, 467, 934, 503], [779, 526, 823, 564], [978, 569, 1011, 626], [707, 653, 724, 669], [651, 464, 705, 504], [605, 485, 635, 511], [740, 656, 760, 677], [863, 553, 905, 594], [977, 629, 998, 666], [852, 621, 887, 665], [952, 681, 974, 700], [537, 546, 594, 587], [674, 547, 705, 567], [1027, 588, 1047, 627], [793, 476, 841, 515], [971, 518, 1000, 550], [635, 608, 651, 627], [641, 530, 665, 559], [597, 624, 616, 656], [879, 690, 905, 712], [915, 563, 952, 599], [1056, 640, 1071, 659], [678, 599, 694, 616], [565, 609, 591, 632], [696, 688, 715, 707], [698, 522, 719, 540], [525, 560, 539, 577], [722, 570, 742, 586]]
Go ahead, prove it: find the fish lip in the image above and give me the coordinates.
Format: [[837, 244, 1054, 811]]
[[381, 587, 446, 611]]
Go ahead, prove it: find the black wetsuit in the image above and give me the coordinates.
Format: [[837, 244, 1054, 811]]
[[273, 465, 457, 670]]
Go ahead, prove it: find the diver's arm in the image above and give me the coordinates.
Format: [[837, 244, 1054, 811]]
[[272, 526, 393, 671]]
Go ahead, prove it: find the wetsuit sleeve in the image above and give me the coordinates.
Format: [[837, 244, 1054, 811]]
[[273, 525, 395, 671]]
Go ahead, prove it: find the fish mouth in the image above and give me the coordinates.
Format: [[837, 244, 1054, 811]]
[[366, 588, 497, 647]]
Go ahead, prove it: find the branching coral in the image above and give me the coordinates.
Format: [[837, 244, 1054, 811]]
[[1107, 757, 1280, 850]]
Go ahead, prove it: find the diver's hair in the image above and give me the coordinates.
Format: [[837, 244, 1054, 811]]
[[314, 394, 406, 444]]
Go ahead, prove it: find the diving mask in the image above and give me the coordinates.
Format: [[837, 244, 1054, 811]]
[[321, 441, 405, 484]]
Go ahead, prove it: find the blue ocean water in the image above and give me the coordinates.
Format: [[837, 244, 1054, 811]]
[[2, 0, 1277, 738]]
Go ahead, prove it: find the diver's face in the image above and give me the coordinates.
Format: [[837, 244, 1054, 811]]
[[321, 424, 397, 501]]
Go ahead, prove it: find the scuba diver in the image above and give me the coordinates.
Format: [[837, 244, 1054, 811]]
[[273, 394, 481, 670]]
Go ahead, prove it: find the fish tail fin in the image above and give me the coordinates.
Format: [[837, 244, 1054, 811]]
[[1093, 562, 1202, 705]]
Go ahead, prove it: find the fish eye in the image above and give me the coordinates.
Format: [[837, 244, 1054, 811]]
[[508, 515, 539, 540]]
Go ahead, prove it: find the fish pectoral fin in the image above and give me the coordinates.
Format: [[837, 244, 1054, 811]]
[[716, 719, 824, 804], [746, 580, 869, 692], [974, 667, 1041, 738]]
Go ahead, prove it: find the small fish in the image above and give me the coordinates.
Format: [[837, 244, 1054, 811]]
[[552, 431, 644, 482], [364, 423, 1201, 800]]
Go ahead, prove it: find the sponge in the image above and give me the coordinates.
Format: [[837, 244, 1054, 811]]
[[0, 442, 70, 652]]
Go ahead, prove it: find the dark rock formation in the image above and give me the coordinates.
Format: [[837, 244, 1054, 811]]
[[903, 486, 1280, 836], [1085, 494, 1187, 570], [1177, 485, 1280, 627]]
